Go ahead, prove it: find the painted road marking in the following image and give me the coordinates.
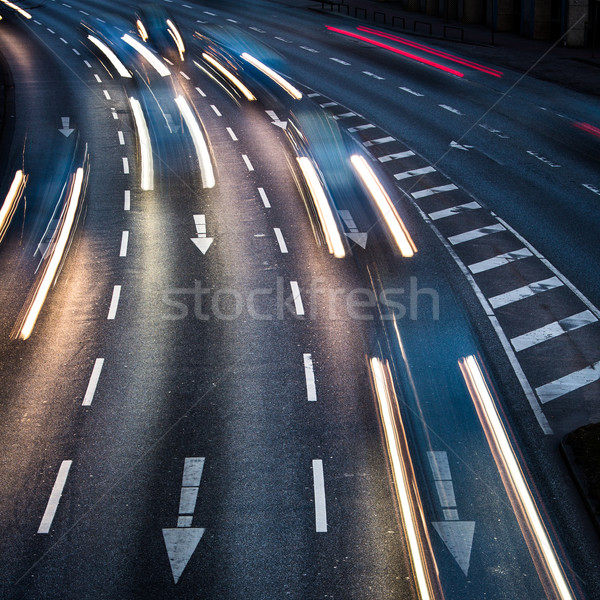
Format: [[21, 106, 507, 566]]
[[122, 157, 129, 174], [210, 104, 221, 116], [312, 459, 327, 532], [338, 209, 367, 247], [111, 109, 118, 119], [330, 57, 350, 65], [94, 74, 102, 82], [103, 90, 111, 100], [394, 165, 435, 180], [82, 358, 104, 406], [363, 136, 395, 147], [439, 104, 464, 115], [537, 360, 600, 404], [180, 71, 190, 80], [332, 112, 356, 119], [258, 187, 271, 208], [448, 223, 505, 245], [348, 123, 375, 133], [290, 281, 304, 316], [319, 102, 337, 108], [119, 231, 129, 257], [300, 46, 319, 53], [378, 150, 414, 163], [191, 214, 213, 254], [511, 310, 597, 352], [583, 183, 600, 196], [265, 110, 279, 120], [363, 71, 385, 80], [195, 87, 206, 97], [468, 248, 532, 274], [303, 353, 317, 402], [400, 86, 424, 96], [226, 127, 237, 141], [412, 183, 458, 199], [38, 461, 72, 534], [242, 154, 254, 172], [274, 228, 288, 253], [429, 201, 480, 221], [527, 150, 560, 168], [118, 131, 125, 145], [108, 285, 122, 319], [124, 190, 130, 211], [488, 276, 563, 309]]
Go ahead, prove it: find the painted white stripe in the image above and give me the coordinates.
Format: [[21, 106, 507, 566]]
[[412, 183, 458, 199], [307, 92, 321, 98], [330, 57, 350, 65], [47, 28, 55, 34], [79, 10, 89, 15], [180, 71, 190, 80], [290, 281, 304, 316], [82, 358, 104, 406], [332, 112, 356, 119], [300, 46, 319, 53], [448, 223, 505, 245], [400, 86, 424, 96], [265, 110, 279, 120], [468, 248, 532, 274], [122, 157, 129, 174], [34, 19, 42, 24], [103, 90, 111, 100], [195, 87, 206, 97], [427, 451, 452, 480], [303, 353, 317, 402], [583, 183, 600, 196], [226, 127, 237, 141], [94, 74, 102, 82], [319, 102, 338, 108], [179, 487, 199, 514], [275, 36, 291, 42], [258, 187, 271, 208], [434, 480, 456, 507], [108, 285, 122, 319], [210, 104, 221, 116], [536, 360, 600, 404], [111, 110, 118, 120], [511, 310, 597, 352], [182, 457, 205, 486], [249, 26, 266, 33], [429, 201, 480, 221], [119, 231, 129, 257], [312, 459, 327, 532], [363, 71, 385, 80], [177, 515, 193, 527], [394, 165, 435, 180], [488, 276, 563, 309], [348, 124, 375, 133], [378, 150, 414, 163], [439, 104, 464, 115], [60, 37, 68, 44], [124, 190, 130, 211], [38, 461, 72, 534], [363, 136, 395, 147], [274, 228, 288, 253], [242, 154, 254, 172], [118, 131, 125, 145]]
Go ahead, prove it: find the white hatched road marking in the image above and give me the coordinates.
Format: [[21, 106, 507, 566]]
[[348, 124, 375, 133], [394, 165, 435, 179], [536, 360, 600, 404], [38, 461, 72, 533], [468, 248, 532, 274], [429, 201, 480, 221], [448, 223, 505, 245], [332, 112, 356, 119], [511, 310, 597, 352], [412, 183, 458, 199], [488, 276, 563, 309], [378, 150, 414, 163], [363, 136, 394, 147]]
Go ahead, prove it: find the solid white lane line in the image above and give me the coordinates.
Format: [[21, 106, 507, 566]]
[[511, 310, 597, 352], [448, 223, 505, 245], [412, 183, 458, 199], [274, 228, 288, 253], [394, 165, 435, 179], [290, 281, 304, 316], [210, 104, 221, 116], [536, 360, 600, 404], [108, 285, 122, 319], [303, 353, 317, 402], [258, 187, 271, 208], [124, 190, 130, 211], [348, 123, 375, 133], [429, 201, 480, 221], [242, 154, 254, 171], [378, 150, 414, 163], [119, 231, 129, 257], [226, 127, 237, 141], [312, 460, 327, 532], [82, 358, 104, 406], [468, 248, 532, 274], [195, 87, 206, 97], [94, 74, 102, 82], [38, 461, 72, 534], [400, 86, 424, 96], [103, 90, 111, 100], [363, 136, 394, 147], [118, 131, 125, 145], [488, 276, 563, 309], [122, 157, 129, 174]]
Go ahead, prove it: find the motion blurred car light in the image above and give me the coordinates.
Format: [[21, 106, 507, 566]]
[[19, 168, 85, 340], [87, 35, 132, 78], [121, 33, 171, 77], [296, 157, 345, 258], [129, 97, 154, 190], [200, 54, 256, 102], [175, 95, 215, 189], [136, 19, 148, 42], [0, 169, 26, 243], [459, 355, 577, 600], [240, 52, 302, 100], [350, 155, 416, 257], [166, 19, 185, 61], [0, 0, 31, 19]]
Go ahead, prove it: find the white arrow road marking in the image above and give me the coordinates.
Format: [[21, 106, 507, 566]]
[[162, 528, 205, 584], [165, 113, 180, 133], [432, 521, 475, 576], [191, 214, 213, 254], [59, 117, 74, 137], [338, 209, 367, 248]]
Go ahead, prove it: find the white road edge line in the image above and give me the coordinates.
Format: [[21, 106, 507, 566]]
[[108, 285, 122, 319], [312, 459, 327, 532], [303, 353, 317, 402], [38, 461, 72, 534], [290, 281, 304, 316], [83, 358, 104, 406]]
